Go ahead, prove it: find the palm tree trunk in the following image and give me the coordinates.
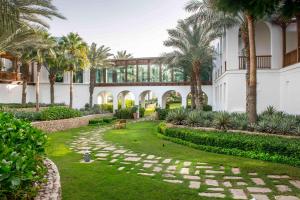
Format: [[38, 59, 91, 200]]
[[35, 63, 42, 111], [89, 68, 96, 108], [241, 25, 250, 113], [69, 70, 74, 108], [21, 63, 29, 105], [193, 61, 203, 110], [246, 14, 257, 123], [49, 73, 56, 104], [190, 73, 196, 109]]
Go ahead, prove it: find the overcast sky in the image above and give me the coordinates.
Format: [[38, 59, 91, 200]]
[[48, 0, 188, 57]]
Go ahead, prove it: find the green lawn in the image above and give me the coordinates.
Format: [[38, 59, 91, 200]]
[[46, 121, 300, 199]]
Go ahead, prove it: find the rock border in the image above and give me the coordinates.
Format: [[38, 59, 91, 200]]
[[35, 158, 61, 200]]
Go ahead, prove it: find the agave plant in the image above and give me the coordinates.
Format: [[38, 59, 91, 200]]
[[166, 109, 188, 125], [213, 111, 231, 130]]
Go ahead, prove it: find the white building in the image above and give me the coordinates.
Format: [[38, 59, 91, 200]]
[[0, 20, 300, 115]]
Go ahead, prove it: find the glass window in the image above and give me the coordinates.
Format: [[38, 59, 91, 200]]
[[95, 69, 103, 83], [116, 66, 126, 83], [73, 70, 83, 83], [162, 64, 171, 82], [173, 68, 184, 82], [138, 64, 148, 82], [150, 64, 160, 82], [127, 65, 136, 82], [106, 68, 114, 83]]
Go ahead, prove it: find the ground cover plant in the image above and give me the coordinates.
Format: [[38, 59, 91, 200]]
[[0, 112, 47, 199], [158, 122, 300, 167]]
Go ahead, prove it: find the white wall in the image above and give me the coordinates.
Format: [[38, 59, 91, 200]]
[[255, 22, 271, 55]]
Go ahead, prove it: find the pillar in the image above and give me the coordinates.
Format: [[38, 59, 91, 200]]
[[181, 96, 187, 108], [225, 26, 239, 70], [121, 93, 126, 109], [267, 23, 282, 69], [113, 96, 118, 113], [134, 95, 140, 119]]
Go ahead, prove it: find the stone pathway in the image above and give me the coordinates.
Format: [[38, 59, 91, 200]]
[[69, 127, 300, 200]]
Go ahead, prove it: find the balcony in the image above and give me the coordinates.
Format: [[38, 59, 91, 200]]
[[239, 55, 271, 70], [0, 71, 22, 83], [284, 49, 298, 67]]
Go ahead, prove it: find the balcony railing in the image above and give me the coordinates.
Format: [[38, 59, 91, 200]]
[[0, 71, 22, 82], [239, 55, 271, 70], [284, 49, 298, 67]]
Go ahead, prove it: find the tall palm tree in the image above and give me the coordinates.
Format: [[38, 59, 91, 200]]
[[88, 43, 113, 107], [114, 50, 133, 59], [164, 19, 219, 109], [60, 33, 89, 108]]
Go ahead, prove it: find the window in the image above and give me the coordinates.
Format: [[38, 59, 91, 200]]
[[162, 64, 171, 82], [116, 66, 126, 83], [73, 70, 83, 83], [138, 64, 148, 82], [150, 64, 160, 82], [106, 68, 114, 83], [127, 65, 136, 82], [96, 69, 103, 83]]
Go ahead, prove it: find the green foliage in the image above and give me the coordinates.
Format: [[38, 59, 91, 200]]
[[166, 109, 188, 125], [0, 113, 47, 199], [231, 113, 248, 130], [118, 100, 135, 109], [155, 108, 169, 120], [203, 104, 212, 111], [88, 117, 116, 126], [213, 111, 231, 130], [114, 108, 134, 119], [99, 104, 113, 113], [186, 110, 214, 127], [0, 102, 65, 109], [139, 107, 145, 118], [158, 123, 300, 167], [40, 106, 82, 121], [12, 111, 42, 122]]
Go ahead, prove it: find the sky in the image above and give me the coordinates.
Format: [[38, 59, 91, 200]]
[[48, 0, 189, 58]]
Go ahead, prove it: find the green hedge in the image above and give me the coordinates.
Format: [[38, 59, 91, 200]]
[[0, 102, 65, 109], [89, 117, 117, 126], [0, 112, 47, 199], [40, 106, 82, 121], [158, 122, 300, 167]]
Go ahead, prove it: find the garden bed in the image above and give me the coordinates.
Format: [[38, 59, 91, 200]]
[[32, 113, 112, 132]]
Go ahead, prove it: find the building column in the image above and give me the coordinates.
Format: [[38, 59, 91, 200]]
[[134, 95, 140, 119], [225, 26, 239, 70], [181, 96, 187, 108], [121, 93, 126, 109], [113, 96, 118, 113], [268, 23, 283, 69]]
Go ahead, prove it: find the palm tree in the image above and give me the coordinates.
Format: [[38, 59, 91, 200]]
[[163, 19, 219, 110], [60, 33, 89, 108], [114, 50, 133, 59], [88, 43, 113, 107]]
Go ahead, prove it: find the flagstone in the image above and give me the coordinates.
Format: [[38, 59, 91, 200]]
[[175, 160, 180, 164], [162, 159, 172, 164], [208, 188, 224, 192], [194, 170, 200, 175], [118, 167, 125, 171], [147, 155, 155, 159], [183, 175, 200, 180], [275, 196, 300, 200], [251, 178, 265, 186], [251, 194, 270, 200], [183, 161, 192, 167], [290, 180, 300, 189], [163, 174, 176, 178], [180, 168, 189, 175], [267, 175, 290, 179], [153, 167, 162, 172], [163, 179, 183, 184], [112, 154, 120, 158], [206, 170, 224, 174], [124, 157, 141, 162], [110, 159, 118, 163], [114, 150, 127, 154], [205, 179, 219, 186], [247, 187, 272, 193], [224, 176, 243, 180], [230, 189, 247, 199], [196, 166, 213, 169], [143, 160, 159, 164], [198, 192, 225, 198], [189, 181, 200, 189], [95, 153, 109, 157], [124, 153, 138, 157], [143, 163, 153, 168], [237, 182, 247, 186], [223, 181, 232, 187], [197, 162, 208, 165], [249, 172, 258, 176], [205, 175, 216, 178], [138, 173, 155, 176], [276, 185, 291, 192], [167, 165, 176, 171]]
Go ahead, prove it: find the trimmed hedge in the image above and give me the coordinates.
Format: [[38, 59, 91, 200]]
[[158, 122, 300, 167], [0, 102, 65, 109], [0, 112, 47, 199], [89, 117, 117, 126], [40, 106, 82, 121]]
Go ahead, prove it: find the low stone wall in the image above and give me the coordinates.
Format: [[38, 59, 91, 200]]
[[32, 113, 112, 133], [35, 159, 61, 200]]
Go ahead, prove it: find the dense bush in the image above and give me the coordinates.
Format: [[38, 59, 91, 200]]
[[0, 112, 47, 199], [139, 107, 145, 118], [40, 106, 82, 121], [186, 110, 214, 127], [99, 104, 113, 113], [89, 117, 116, 126], [155, 108, 169, 120], [12, 111, 42, 122], [203, 104, 212, 111], [118, 100, 134, 109], [166, 109, 188, 125], [158, 122, 300, 167], [114, 108, 134, 119], [0, 102, 65, 109]]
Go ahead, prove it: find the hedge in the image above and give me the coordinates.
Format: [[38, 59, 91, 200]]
[[158, 122, 300, 167], [40, 106, 82, 121]]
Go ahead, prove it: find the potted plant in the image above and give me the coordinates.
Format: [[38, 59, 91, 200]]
[[131, 106, 138, 119]]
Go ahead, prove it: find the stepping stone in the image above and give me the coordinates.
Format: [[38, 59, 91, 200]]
[[183, 161, 192, 167], [205, 179, 219, 186], [120, 162, 131, 165], [124, 153, 138, 157], [237, 182, 247, 186], [275, 196, 300, 200], [180, 168, 189, 175], [249, 172, 258, 176], [290, 180, 300, 189], [194, 170, 200, 175], [77, 150, 91, 154], [230, 189, 247, 199], [124, 157, 141, 162], [78, 147, 92, 150], [197, 162, 208, 165], [276, 185, 291, 192], [163, 179, 183, 184], [143, 163, 153, 168], [247, 187, 271, 193], [95, 153, 109, 157], [267, 175, 290, 179], [162, 159, 172, 164], [153, 167, 162, 172], [208, 188, 224, 192], [141, 154, 147, 157], [251, 194, 270, 200], [206, 170, 224, 174], [183, 175, 200, 180], [110, 159, 118, 163], [189, 181, 200, 189], [138, 173, 155, 176], [103, 147, 116, 151], [251, 178, 265, 186], [175, 160, 180, 164], [156, 157, 162, 160], [147, 155, 155, 159], [198, 192, 225, 198], [118, 167, 125, 171], [232, 168, 240, 175], [112, 154, 120, 158], [135, 163, 141, 166], [196, 166, 213, 169], [143, 160, 159, 164], [80, 160, 94, 163], [163, 174, 176, 178], [223, 181, 232, 187], [167, 165, 176, 171], [205, 175, 215, 178], [114, 150, 127, 154], [224, 176, 243, 180]]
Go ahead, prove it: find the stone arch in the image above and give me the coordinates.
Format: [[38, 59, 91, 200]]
[[117, 90, 135, 109], [186, 91, 208, 108], [97, 91, 113, 105], [161, 90, 182, 109]]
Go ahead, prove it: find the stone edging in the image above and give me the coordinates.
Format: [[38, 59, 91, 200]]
[[32, 113, 113, 133], [34, 158, 61, 200], [166, 123, 300, 139]]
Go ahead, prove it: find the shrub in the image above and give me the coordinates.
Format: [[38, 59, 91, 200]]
[[89, 117, 116, 125], [231, 113, 248, 130], [203, 104, 212, 111], [158, 123, 300, 167], [99, 104, 113, 113], [213, 111, 231, 130], [114, 108, 133, 119], [40, 106, 82, 121], [155, 108, 169, 120], [186, 110, 214, 127], [12, 111, 42, 122], [166, 109, 187, 125], [0, 102, 65, 109], [139, 107, 145, 118], [0, 112, 47, 199]]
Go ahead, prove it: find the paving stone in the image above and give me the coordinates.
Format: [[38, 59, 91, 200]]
[[196, 166, 213, 169], [205, 175, 216, 178], [205, 179, 219, 186], [118, 167, 125, 171], [135, 163, 141, 166], [189, 181, 200, 189], [162, 159, 172, 164], [198, 192, 225, 198], [197, 162, 208, 165], [230, 189, 247, 199], [156, 157, 162, 160], [167, 165, 176, 171], [120, 162, 131, 165], [124, 153, 138, 157], [124, 157, 141, 162], [251, 194, 270, 200], [180, 168, 189, 175], [224, 176, 243, 180], [208, 188, 224, 192], [232, 168, 241, 175], [223, 181, 232, 187], [275, 196, 300, 200], [153, 167, 162, 172], [110, 159, 118, 163], [80, 160, 94, 163], [143, 163, 153, 168], [147, 155, 155, 159], [114, 150, 127, 154], [206, 170, 224, 174], [141, 154, 147, 157], [183, 161, 192, 167], [249, 172, 258, 176], [163, 174, 176, 178], [237, 182, 247, 186], [143, 160, 159, 164], [220, 166, 225, 170], [194, 170, 200, 175], [112, 154, 120, 158], [138, 173, 155, 176], [175, 160, 180, 164], [163, 179, 183, 184], [251, 178, 265, 185], [290, 180, 300, 189], [267, 175, 290, 179], [183, 175, 200, 180], [103, 147, 116, 151], [276, 185, 291, 192], [95, 153, 109, 157], [247, 187, 271, 193]]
